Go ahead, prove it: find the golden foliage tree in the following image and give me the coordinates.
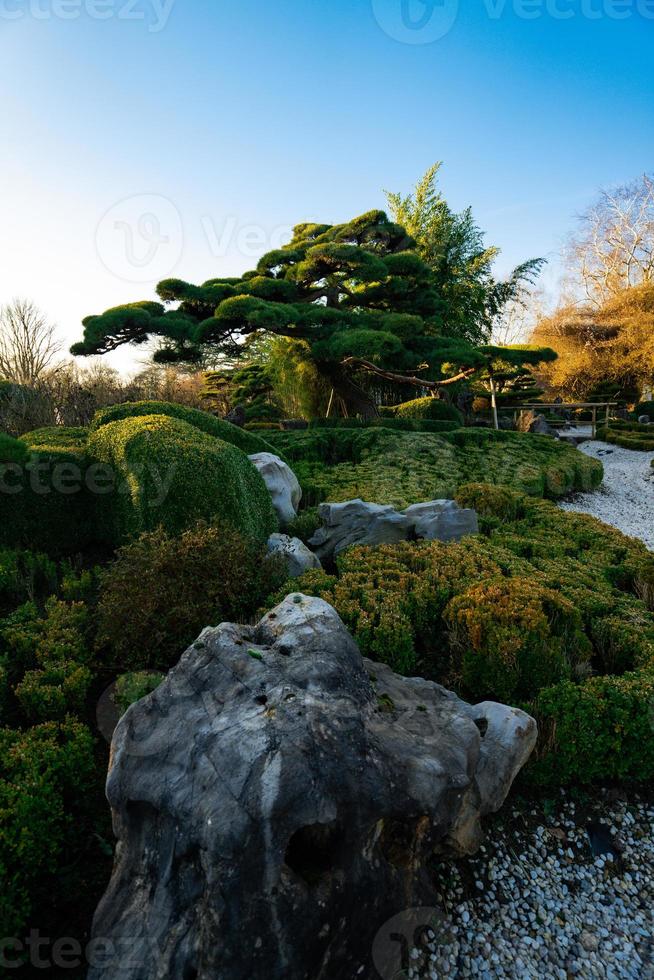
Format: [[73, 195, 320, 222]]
[[531, 283, 654, 401]]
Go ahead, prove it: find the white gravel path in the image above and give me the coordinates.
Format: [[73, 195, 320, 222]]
[[558, 440, 654, 551], [412, 793, 654, 980]]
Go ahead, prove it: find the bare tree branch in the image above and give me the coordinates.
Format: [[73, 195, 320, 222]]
[[0, 299, 62, 386]]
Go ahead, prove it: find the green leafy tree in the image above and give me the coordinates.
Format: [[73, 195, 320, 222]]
[[72, 211, 487, 418], [475, 345, 558, 428], [385, 164, 545, 343]]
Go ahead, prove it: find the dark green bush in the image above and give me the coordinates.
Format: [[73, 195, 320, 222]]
[[528, 671, 654, 786], [90, 400, 276, 455], [96, 522, 287, 672], [382, 397, 464, 424], [286, 506, 322, 544], [0, 548, 58, 615], [0, 443, 96, 555], [0, 718, 102, 939], [87, 414, 277, 545], [636, 400, 654, 420]]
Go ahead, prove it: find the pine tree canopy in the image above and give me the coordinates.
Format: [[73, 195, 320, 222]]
[[73, 211, 493, 414]]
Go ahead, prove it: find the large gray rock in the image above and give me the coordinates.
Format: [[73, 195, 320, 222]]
[[309, 498, 479, 561], [248, 452, 302, 527], [308, 499, 412, 561], [89, 595, 536, 980], [267, 533, 322, 578], [638, 416, 651, 425], [404, 500, 479, 542]]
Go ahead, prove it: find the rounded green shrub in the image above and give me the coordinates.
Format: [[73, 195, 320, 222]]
[[95, 521, 287, 672], [456, 483, 527, 523], [528, 671, 654, 786], [89, 400, 276, 455], [383, 397, 464, 424], [21, 427, 89, 454], [87, 415, 277, 545], [0, 433, 29, 465], [445, 578, 590, 703]]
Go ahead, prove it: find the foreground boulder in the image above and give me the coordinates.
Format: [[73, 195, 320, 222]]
[[90, 595, 536, 980], [248, 452, 302, 527], [309, 498, 479, 561], [267, 532, 322, 577]]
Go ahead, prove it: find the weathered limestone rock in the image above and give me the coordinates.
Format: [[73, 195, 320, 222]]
[[308, 498, 479, 561], [248, 452, 302, 527], [308, 499, 412, 561], [267, 532, 322, 577], [404, 500, 479, 542], [89, 595, 536, 980]]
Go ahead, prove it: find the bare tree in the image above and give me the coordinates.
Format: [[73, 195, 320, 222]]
[[568, 174, 654, 307], [491, 287, 549, 346], [0, 298, 62, 386]]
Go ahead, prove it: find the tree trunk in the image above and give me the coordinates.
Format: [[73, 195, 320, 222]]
[[322, 365, 379, 420], [488, 370, 500, 431]]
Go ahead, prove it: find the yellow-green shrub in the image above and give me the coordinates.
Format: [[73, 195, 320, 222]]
[[89, 400, 276, 455], [87, 414, 277, 545], [445, 578, 590, 702]]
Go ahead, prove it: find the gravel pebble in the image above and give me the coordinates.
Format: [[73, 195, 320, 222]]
[[411, 794, 654, 979]]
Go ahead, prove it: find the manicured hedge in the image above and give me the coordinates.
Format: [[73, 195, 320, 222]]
[[22, 427, 89, 453], [86, 415, 277, 545], [264, 426, 603, 508], [89, 400, 276, 456], [308, 417, 460, 433], [0, 429, 97, 556], [380, 396, 464, 424], [597, 422, 654, 451]]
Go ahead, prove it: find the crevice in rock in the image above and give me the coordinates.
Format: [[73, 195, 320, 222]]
[[284, 821, 342, 886]]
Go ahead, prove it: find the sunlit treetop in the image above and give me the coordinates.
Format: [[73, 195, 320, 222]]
[[73, 211, 551, 415]]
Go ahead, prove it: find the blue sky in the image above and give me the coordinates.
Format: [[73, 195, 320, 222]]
[[1, 0, 652, 371]]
